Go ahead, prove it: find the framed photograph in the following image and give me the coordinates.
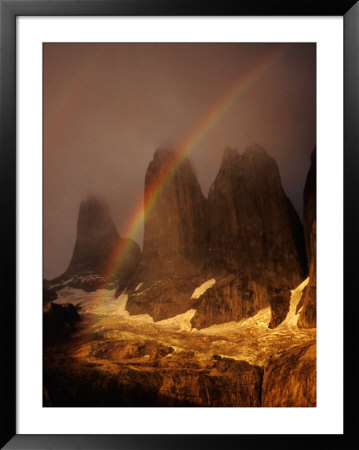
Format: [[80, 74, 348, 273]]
[[1, 0, 357, 448]]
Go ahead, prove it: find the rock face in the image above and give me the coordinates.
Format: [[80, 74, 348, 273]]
[[190, 274, 270, 330], [142, 149, 208, 273], [44, 328, 315, 407], [49, 196, 141, 292], [267, 286, 292, 329], [191, 145, 306, 329], [44, 340, 263, 407], [125, 150, 209, 320], [207, 145, 306, 280], [262, 342, 316, 406], [297, 149, 316, 328]]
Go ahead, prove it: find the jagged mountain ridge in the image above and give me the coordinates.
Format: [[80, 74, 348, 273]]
[[45, 145, 312, 330], [126, 145, 307, 329]]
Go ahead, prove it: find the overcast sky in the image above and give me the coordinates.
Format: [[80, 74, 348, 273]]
[[44, 43, 316, 279]]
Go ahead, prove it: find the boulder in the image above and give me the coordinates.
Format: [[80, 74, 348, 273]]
[[262, 342, 316, 407], [43, 302, 81, 342]]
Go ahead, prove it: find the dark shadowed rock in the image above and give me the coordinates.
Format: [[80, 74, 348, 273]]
[[43, 280, 57, 305], [191, 274, 270, 330], [297, 148, 316, 328], [44, 343, 263, 407], [268, 286, 291, 329], [43, 302, 81, 343], [49, 196, 141, 293], [303, 148, 316, 262], [262, 342, 316, 406], [125, 276, 202, 321]]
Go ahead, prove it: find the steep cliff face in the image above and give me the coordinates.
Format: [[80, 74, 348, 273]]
[[125, 149, 209, 319], [207, 145, 305, 280], [142, 149, 208, 273], [303, 148, 316, 263], [297, 149, 316, 328], [49, 196, 141, 292], [191, 145, 306, 329], [262, 342, 316, 406]]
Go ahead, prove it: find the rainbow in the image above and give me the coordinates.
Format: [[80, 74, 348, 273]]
[[99, 44, 291, 290]]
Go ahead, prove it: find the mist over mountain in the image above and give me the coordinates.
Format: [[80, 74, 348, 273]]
[[47, 195, 141, 292]]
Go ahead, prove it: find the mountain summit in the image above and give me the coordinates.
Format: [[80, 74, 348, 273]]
[[64, 195, 120, 277], [48, 195, 141, 292]]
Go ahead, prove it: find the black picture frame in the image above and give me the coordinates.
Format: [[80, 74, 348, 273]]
[[1, 1, 357, 448]]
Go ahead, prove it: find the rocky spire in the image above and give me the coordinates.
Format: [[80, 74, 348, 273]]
[[207, 144, 306, 283], [297, 147, 316, 328], [64, 195, 120, 276], [51, 195, 141, 292], [141, 149, 209, 274], [125, 149, 209, 320], [191, 144, 307, 329]]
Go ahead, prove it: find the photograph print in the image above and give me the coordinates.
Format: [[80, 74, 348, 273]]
[[43, 43, 316, 407]]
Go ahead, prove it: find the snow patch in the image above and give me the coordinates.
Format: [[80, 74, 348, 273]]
[[191, 279, 216, 299], [53, 278, 310, 338], [116, 293, 153, 323], [117, 293, 196, 330], [54, 287, 118, 315], [155, 309, 196, 332], [199, 307, 272, 335], [278, 277, 309, 328]]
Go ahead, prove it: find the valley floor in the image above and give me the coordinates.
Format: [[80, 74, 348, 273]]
[[44, 278, 316, 407]]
